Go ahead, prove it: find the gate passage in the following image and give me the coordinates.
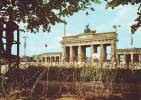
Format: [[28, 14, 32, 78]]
[[0, 18, 20, 69]]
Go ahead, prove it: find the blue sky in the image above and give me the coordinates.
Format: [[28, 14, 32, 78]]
[[12, 2, 141, 57]]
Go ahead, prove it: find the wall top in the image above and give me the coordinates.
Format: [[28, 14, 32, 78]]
[[33, 52, 62, 57], [117, 48, 141, 54]]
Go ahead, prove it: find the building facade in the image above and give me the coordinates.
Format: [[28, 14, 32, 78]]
[[33, 52, 62, 62], [117, 48, 141, 63]]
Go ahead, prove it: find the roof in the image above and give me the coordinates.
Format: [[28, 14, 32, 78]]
[[62, 32, 116, 38], [60, 32, 117, 45], [117, 48, 141, 54], [33, 52, 62, 57]]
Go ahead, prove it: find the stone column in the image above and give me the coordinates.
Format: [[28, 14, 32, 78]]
[[139, 54, 141, 63], [73, 46, 77, 62], [100, 44, 106, 62], [131, 54, 134, 63], [117, 54, 120, 62], [82, 46, 86, 62], [59, 56, 61, 62], [49, 57, 51, 62], [57, 56, 59, 62], [70, 46, 74, 62], [62, 46, 67, 61], [55, 56, 57, 62], [51, 57, 52, 62], [47, 57, 49, 62], [111, 41, 117, 57], [78, 46, 82, 62]]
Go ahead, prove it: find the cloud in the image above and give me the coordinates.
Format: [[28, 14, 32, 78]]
[[94, 5, 138, 33], [54, 36, 63, 41], [46, 45, 57, 49], [101, 5, 139, 34], [112, 5, 138, 26], [95, 24, 113, 32], [95, 24, 106, 32]]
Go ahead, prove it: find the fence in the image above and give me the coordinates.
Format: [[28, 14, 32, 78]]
[[19, 61, 141, 70]]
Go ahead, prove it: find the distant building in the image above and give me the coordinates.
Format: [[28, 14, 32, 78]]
[[20, 56, 35, 62], [117, 48, 141, 63], [33, 52, 62, 62]]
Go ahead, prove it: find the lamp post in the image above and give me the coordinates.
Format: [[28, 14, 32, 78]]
[[64, 18, 67, 37], [113, 25, 121, 34], [113, 25, 121, 41], [23, 36, 28, 57]]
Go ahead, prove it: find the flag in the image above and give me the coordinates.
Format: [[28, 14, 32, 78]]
[[113, 25, 116, 28], [131, 33, 133, 46], [90, 7, 95, 11], [45, 44, 48, 47], [86, 12, 89, 15], [24, 42, 26, 48]]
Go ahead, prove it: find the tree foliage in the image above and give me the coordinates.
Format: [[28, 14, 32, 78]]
[[0, 0, 99, 33], [106, 0, 141, 34]]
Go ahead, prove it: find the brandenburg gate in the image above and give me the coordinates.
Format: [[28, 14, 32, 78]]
[[60, 32, 117, 62]]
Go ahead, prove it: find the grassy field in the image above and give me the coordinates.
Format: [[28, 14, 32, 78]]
[[0, 66, 141, 99]]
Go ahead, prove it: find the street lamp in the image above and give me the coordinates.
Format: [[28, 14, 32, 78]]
[[63, 18, 67, 37], [113, 25, 121, 33], [23, 36, 28, 57], [113, 25, 121, 41]]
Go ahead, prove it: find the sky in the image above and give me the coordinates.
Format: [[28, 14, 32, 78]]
[[12, 2, 141, 57]]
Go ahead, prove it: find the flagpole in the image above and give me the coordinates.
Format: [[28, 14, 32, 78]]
[[113, 25, 121, 34], [113, 25, 121, 41], [23, 36, 28, 57], [64, 18, 67, 37]]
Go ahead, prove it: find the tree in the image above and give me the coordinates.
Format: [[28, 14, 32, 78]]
[[0, 0, 99, 33], [106, 0, 141, 34]]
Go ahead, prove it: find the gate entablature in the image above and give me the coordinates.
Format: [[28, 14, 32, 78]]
[[61, 32, 117, 45]]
